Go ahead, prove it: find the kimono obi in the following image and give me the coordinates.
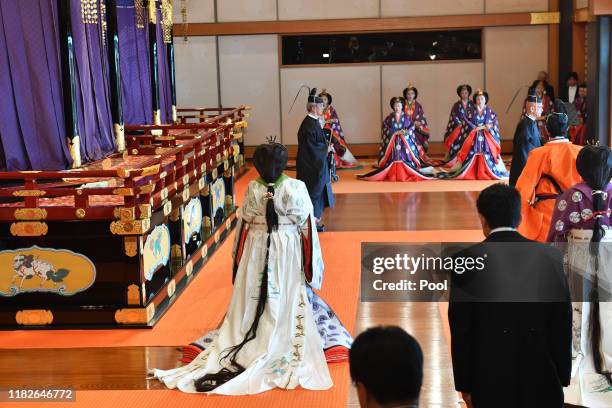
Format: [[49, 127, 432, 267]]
[[567, 228, 612, 242], [247, 215, 299, 231]]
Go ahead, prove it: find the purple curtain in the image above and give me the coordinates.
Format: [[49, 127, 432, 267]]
[[0, 0, 72, 171], [70, 0, 116, 162], [117, 0, 151, 124], [156, 7, 172, 123]]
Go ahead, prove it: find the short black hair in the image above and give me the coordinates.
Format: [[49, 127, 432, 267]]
[[476, 183, 522, 229], [349, 326, 423, 405], [567, 71, 579, 81]]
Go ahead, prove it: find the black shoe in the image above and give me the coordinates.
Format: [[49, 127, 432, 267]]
[[316, 224, 326, 232]]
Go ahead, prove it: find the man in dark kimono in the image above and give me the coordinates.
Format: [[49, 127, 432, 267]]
[[509, 94, 542, 186], [296, 89, 334, 232], [449, 184, 571, 408]]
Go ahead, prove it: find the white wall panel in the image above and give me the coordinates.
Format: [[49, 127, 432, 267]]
[[280, 66, 381, 145], [484, 26, 548, 139], [174, 36, 219, 108], [172, 0, 215, 24], [217, 0, 277, 22], [381, 0, 483, 17], [218, 35, 280, 146], [278, 0, 379, 20], [381, 62, 485, 143], [485, 0, 548, 13]]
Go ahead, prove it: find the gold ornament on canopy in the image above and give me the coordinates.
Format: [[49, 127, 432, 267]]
[[161, 0, 174, 43], [81, 0, 99, 25], [180, 0, 188, 42], [100, 2, 107, 46], [148, 0, 157, 24], [135, 0, 145, 28]]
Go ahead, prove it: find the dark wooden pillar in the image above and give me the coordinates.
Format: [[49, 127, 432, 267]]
[[106, 0, 125, 150], [57, 0, 81, 167], [558, 0, 573, 95], [586, 16, 611, 146]]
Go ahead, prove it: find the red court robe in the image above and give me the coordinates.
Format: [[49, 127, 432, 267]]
[[515, 139, 582, 242]]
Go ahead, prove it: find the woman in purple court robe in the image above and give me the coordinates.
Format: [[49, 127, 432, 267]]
[[548, 145, 612, 408], [444, 84, 474, 160]]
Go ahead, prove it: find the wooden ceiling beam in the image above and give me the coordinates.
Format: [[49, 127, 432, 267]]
[[174, 12, 560, 37]]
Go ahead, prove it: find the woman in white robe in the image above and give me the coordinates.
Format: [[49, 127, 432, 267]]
[[151, 141, 348, 395]]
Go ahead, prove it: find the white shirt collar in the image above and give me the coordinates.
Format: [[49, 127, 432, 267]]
[[569, 86, 577, 103], [526, 114, 537, 121], [547, 137, 569, 144], [307, 113, 318, 120], [489, 227, 516, 235]]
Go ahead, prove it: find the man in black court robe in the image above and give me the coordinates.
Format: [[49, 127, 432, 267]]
[[509, 94, 542, 186], [296, 89, 334, 231], [449, 184, 571, 408]]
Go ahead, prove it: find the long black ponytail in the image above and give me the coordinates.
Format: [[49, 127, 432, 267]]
[[194, 140, 287, 392], [576, 145, 612, 386]]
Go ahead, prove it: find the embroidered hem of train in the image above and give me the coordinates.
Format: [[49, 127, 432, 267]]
[[358, 131, 435, 182]]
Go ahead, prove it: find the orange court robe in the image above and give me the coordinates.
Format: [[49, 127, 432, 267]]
[[515, 139, 582, 242]]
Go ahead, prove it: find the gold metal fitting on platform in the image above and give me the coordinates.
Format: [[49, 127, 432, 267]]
[[115, 123, 125, 152], [68, 136, 82, 168], [16, 310, 53, 325], [14, 208, 47, 221], [110, 219, 151, 235], [10, 222, 48, 237], [114, 207, 136, 221], [127, 284, 141, 305], [12, 190, 46, 197], [124, 236, 138, 257]]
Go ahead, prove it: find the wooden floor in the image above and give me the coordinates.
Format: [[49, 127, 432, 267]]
[[0, 185, 482, 407], [326, 191, 480, 231]]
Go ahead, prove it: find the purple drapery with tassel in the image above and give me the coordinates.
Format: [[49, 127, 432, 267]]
[[117, 0, 151, 124], [0, 0, 72, 171], [70, 0, 116, 162]]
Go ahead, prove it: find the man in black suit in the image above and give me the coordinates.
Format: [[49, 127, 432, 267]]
[[560, 72, 579, 103], [296, 88, 334, 232], [449, 184, 572, 408]]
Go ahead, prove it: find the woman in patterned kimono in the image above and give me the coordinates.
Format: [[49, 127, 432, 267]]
[[318, 89, 358, 169], [548, 145, 612, 407], [359, 97, 433, 182], [151, 141, 352, 395], [570, 83, 588, 146], [403, 84, 430, 152], [523, 80, 554, 139], [444, 84, 474, 160], [431, 90, 508, 180]]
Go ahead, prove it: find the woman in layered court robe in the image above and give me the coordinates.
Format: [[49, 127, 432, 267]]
[[570, 83, 588, 146], [358, 97, 433, 182], [523, 80, 554, 139], [318, 89, 359, 169], [151, 141, 352, 395], [443, 84, 474, 160], [427, 90, 508, 180], [548, 145, 612, 407], [403, 84, 430, 152], [516, 105, 583, 242]]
